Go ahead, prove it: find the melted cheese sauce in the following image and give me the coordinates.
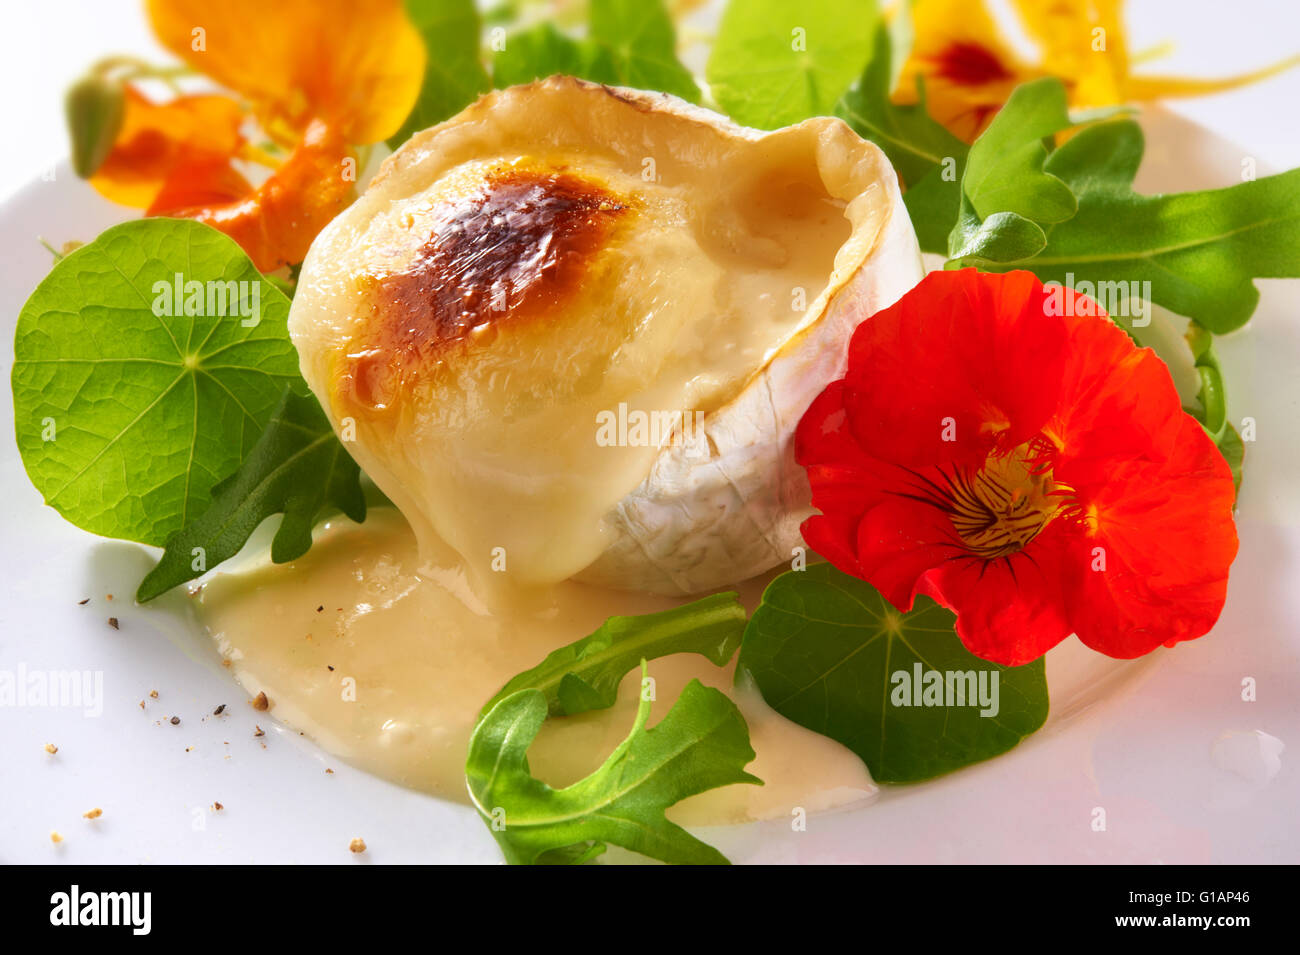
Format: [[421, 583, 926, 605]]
[[197, 508, 876, 825]]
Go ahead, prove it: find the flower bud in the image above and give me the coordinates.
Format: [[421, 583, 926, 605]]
[[66, 73, 125, 178]]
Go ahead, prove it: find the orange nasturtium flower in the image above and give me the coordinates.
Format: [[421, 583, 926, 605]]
[[895, 0, 1300, 142], [81, 0, 426, 271], [795, 270, 1238, 667]]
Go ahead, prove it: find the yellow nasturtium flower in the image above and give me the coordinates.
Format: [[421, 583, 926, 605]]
[[144, 0, 426, 146], [894, 0, 1300, 142], [84, 0, 426, 271]]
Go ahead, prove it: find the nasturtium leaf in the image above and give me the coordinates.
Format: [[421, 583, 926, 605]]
[[389, 0, 491, 149], [834, 22, 968, 253], [738, 563, 1050, 784], [491, 0, 698, 102], [467, 672, 760, 865], [481, 593, 746, 718], [587, 0, 699, 102], [12, 218, 302, 547], [708, 0, 877, 129], [491, 21, 591, 88], [136, 388, 365, 601]]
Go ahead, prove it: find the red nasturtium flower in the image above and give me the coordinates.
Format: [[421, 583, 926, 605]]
[[796, 269, 1238, 666]]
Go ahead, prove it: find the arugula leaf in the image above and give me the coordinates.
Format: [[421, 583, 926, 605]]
[[1218, 422, 1245, 497], [956, 78, 1076, 229], [708, 0, 877, 129], [12, 218, 302, 546], [136, 388, 365, 601], [481, 592, 746, 717], [949, 109, 1300, 333], [738, 563, 1049, 783], [946, 210, 1047, 263], [1186, 320, 1228, 441], [388, 0, 490, 149], [1184, 320, 1245, 495], [467, 670, 760, 865], [834, 21, 968, 253], [491, 0, 698, 102]]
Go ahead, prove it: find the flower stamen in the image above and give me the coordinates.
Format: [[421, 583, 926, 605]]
[[942, 440, 1068, 560]]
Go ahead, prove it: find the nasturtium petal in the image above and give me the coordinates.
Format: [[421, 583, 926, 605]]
[[89, 87, 246, 209], [708, 0, 877, 129], [13, 219, 302, 546], [164, 120, 356, 273], [893, 0, 1034, 142], [145, 0, 425, 144], [738, 563, 1050, 784], [1008, 0, 1127, 107]]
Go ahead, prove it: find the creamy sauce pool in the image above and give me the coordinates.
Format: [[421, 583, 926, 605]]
[[196, 508, 875, 826]]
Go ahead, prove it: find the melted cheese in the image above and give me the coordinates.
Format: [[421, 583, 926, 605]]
[[196, 509, 876, 825], [290, 104, 868, 590]]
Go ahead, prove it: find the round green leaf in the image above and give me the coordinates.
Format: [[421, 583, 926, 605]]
[[12, 218, 303, 546], [739, 563, 1050, 783]]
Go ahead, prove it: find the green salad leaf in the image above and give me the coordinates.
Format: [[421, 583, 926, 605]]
[[738, 563, 1049, 783], [1184, 320, 1244, 495], [491, 0, 697, 101], [468, 670, 760, 865], [12, 218, 302, 547], [389, 0, 491, 149], [834, 22, 968, 253], [587, 0, 699, 101], [136, 388, 365, 601], [1218, 422, 1245, 496], [491, 21, 590, 88], [948, 91, 1300, 334], [708, 0, 877, 129], [955, 78, 1076, 231], [482, 593, 745, 717]]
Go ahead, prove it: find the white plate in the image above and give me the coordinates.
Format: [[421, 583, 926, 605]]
[[1, 107, 1297, 864]]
